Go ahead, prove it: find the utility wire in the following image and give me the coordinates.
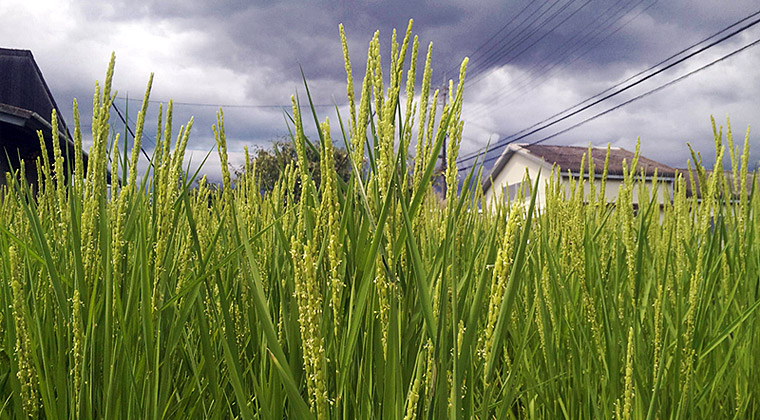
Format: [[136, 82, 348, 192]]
[[443, 1, 537, 78], [112, 100, 242, 174], [498, 0, 655, 106], [116, 97, 157, 149], [460, 0, 556, 81], [116, 96, 339, 109], [466, 0, 650, 117], [457, 9, 760, 165], [461, 7, 760, 161], [111, 101, 152, 162], [463, 0, 635, 116], [464, 0, 561, 82], [459, 36, 760, 172], [122, 112, 157, 149], [466, 0, 593, 87], [466, 0, 578, 84]]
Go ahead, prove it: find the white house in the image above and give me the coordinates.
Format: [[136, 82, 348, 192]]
[[482, 144, 678, 210]]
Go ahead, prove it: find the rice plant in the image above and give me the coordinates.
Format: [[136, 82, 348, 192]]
[[0, 19, 758, 419]]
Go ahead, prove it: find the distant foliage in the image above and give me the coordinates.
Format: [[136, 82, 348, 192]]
[[237, 138, 351, 192]]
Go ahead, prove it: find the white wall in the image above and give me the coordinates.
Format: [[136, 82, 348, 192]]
[[484, 150, 675, 212], [559, 178, 674, 206], [484, 151, 551, 210]]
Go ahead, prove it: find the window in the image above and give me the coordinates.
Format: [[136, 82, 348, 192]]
[[507, 181, 531, 202]]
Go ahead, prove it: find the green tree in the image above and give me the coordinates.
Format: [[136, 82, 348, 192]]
[[238, 138, 351, 192]]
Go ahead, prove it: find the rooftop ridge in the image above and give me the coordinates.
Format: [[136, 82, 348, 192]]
[[513, 142, 623, 151]]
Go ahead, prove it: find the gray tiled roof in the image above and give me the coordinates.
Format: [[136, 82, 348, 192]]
[[483, 143, 676, 193], [522, 144, 677, 178]]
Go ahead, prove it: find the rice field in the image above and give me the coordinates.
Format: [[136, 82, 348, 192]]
[[1, 21, 759, 419]]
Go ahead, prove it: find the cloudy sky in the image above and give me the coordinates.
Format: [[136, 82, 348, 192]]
[[2, 0, 759, 182]]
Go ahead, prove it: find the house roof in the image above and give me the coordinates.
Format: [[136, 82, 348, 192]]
[[0, 48, 70, 136], [0, 103, 64, 150], [0, 47, 89, 178], [483, 143, 677, 193]]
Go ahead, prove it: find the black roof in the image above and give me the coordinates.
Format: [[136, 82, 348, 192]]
[[0, 47, 72, 139], [0, 47, 90, 183]]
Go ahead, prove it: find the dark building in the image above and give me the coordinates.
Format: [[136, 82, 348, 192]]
[[0, 47, 86, 187]]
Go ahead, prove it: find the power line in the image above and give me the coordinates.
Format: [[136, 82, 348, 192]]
[[443, 1, 538, 78], [464, 0, 643, 116], [116, 98, 157, 149], [465, 0, 651, 117], [124, 113, 156, 149], [465, 0, 580, 84], [459, 0, 556, 81], [459, 35, 760, 172], [115, 96, 340, 109], [457, 8, 760, 165], [111, 101, 152, 162], [466, 0, 593, 88], [112, 100, 251, 174], [462, 7, 760, 162], [498, 0, 655, 106]]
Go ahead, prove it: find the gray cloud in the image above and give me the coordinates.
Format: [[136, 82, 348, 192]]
[[1, 0, 758, 183]]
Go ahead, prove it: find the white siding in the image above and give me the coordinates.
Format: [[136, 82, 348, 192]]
[[484, 151, 552, 209], [484, 149, 675, 214], [560, 178, 674, 206]]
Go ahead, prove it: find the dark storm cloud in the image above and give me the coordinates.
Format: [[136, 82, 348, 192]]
[[2, 0, 759, 182], [451, 1, 760, 170], [70, 0, 469, 81]]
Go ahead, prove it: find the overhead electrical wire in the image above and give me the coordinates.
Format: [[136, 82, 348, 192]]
[[455, 0, 557, 81], [498, 0, 656, 107], [114, 99, 157, 149], [443, 1, 537, 79], [456, 8, 760, 166], [116, 96, 338, 109], [459, 35, 760, 172], [464, 0, 644, 116], [467, 0, 576, 81], [465, 0, 651, 117], [465, 0, 585, 85], [465, 0, 593, 88], [111, 101, 153, 161], [464, 0, 569, 82]]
